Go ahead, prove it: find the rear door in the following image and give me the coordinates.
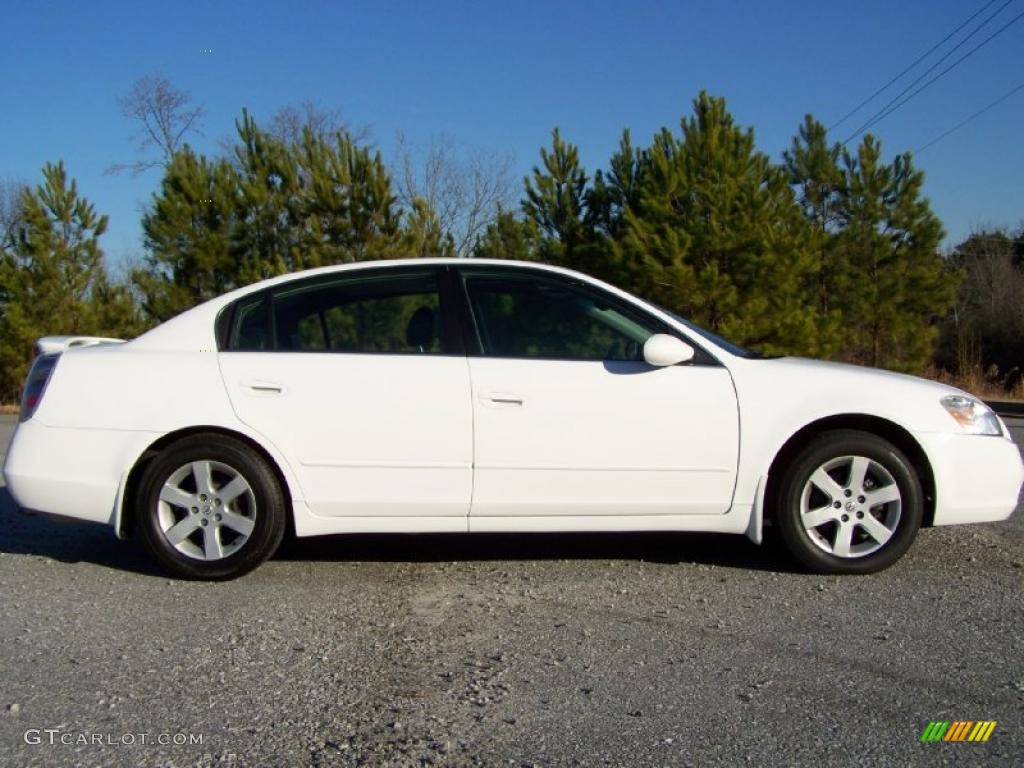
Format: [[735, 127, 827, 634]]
[[218, 266, 472, 520]]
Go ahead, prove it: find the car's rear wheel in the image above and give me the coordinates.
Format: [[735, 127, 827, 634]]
[[776, 430, 923, 574], [136, 434, 286, 580]]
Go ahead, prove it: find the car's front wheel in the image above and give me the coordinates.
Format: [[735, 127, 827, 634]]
[[136, 434, 286, 580], [776, 430, 923, 574]]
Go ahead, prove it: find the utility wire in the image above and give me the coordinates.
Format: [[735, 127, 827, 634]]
[[829, 0, 1001, 131], [845, 8, 1024, 145], [842, 0, 1018, 144], [916, 80, 1024, 153]]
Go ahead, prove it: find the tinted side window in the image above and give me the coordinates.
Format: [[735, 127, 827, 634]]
[[463, 274, 656, 361], [231, 294, 270, 351], [273, 271, 444, 354]]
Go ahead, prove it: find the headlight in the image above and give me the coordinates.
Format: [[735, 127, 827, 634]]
[[940, 395, 1003, 436]]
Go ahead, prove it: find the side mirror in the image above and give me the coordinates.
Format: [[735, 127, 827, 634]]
[[643, 334, 695, 367]]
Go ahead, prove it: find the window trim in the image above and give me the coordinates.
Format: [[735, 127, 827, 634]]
[[219, 264, 465, 356], [452, 265, 721, 366], [217, 290, 273, 352]]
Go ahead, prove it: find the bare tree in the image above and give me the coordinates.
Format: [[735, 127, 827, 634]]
[[0, 177, 28, 252], [945, 230, 1024, 389], [215, 100, 371, 162], [266, 100, 370, 145], [109, 74, 206, 174], [394, 133, 516, 257]]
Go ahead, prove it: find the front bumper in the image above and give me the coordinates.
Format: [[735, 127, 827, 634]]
[[2, 419, 158, 528], [916, 430, 1024, 526]]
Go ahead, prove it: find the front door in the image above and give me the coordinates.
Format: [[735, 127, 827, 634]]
[[458, 268, 740, 519]]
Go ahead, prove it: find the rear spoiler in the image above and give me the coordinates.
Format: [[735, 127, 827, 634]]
[[35, 336, 126, 356]]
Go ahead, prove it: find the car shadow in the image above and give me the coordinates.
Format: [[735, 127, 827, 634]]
[[0, 487, 163, 576], [276, 528, 793, 572], [0, 487, 794, 576]]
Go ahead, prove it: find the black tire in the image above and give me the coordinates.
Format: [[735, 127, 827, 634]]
[[776, 429, 923, 575], [136, 434, 286, 580]]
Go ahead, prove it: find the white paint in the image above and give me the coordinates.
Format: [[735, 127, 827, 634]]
[[467, 357, 738, 517], [219, 352, 473, 518]]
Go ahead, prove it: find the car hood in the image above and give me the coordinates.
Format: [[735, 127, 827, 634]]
[[757, 356, 963, 394]]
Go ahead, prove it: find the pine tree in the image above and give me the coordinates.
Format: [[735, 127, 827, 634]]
[[136, 111, 418, 322], [232, 109, 300, 282], [401, 197, 454, 257], [472, 207, 542, 260], [587, 130, 642, 242], [836, 135, 956, 370], [614, 92, 819, 355], [295, 127, 404, 263], [135, 146, 239, 321], [0, 162, 138, 399], [90, 271, 146, 340], [783, 115, 844, 355], [522, 128, 590, 268]]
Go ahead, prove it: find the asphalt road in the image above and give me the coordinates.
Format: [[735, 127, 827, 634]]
[[1, 415, 1022, 768]]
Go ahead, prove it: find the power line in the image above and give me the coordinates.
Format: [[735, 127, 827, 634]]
[[842, 0, 1019, 144], [829, 0, 1001, 131], [846, 8, 1024, 145], [916, 80, 1024, 153]]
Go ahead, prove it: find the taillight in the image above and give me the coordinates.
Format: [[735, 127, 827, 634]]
[[19, 353, 59, 422]]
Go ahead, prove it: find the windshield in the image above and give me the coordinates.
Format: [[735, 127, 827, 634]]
[[651, 305, 764, 359]]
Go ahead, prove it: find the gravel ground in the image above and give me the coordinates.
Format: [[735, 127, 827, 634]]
[[1, 415, 1022, 768]]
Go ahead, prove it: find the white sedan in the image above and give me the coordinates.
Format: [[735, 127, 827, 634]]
[[4, 259, 1022, 579]]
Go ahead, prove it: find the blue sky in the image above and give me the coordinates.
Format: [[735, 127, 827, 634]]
[[2, 0, 1022, 267]]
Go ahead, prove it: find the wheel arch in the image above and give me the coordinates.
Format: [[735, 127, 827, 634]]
[[118, 425, 296, 539], [762, 414, 937, 528]]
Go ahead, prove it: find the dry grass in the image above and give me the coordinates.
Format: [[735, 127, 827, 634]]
[[922, 366, 1024, 402], [0, 404, 19, 415]]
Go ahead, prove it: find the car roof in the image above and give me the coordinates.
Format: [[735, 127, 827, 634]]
[[227, 258, 581, 293]]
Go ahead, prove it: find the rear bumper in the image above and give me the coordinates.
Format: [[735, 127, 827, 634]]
[[916, 430, 1024, 525], [2, 420, 158, 527]]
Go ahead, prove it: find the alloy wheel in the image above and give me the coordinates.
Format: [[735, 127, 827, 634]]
[[155, 460, 257, 561], [799, 454, 902, 559]]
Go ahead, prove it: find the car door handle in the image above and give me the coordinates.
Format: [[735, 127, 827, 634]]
[[242, 379, 284, 394], [481, 391, 524, 407]]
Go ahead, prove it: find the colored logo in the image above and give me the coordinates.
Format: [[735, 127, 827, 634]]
[[920, 721, 997, 742]]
